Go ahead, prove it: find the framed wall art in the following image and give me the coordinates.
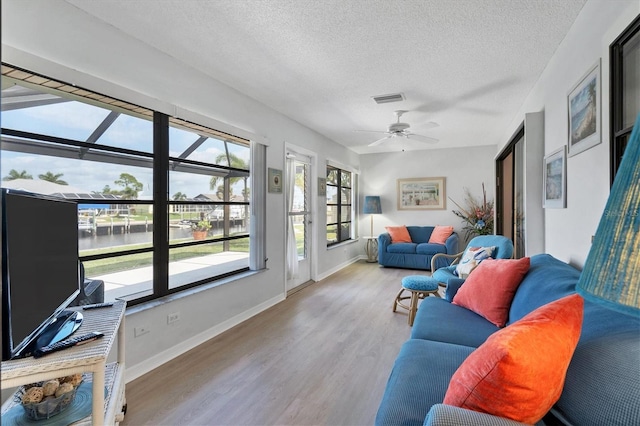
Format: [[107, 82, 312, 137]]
[[268, 168, 282, 193], [568, 59, 601, 157], [397, 177, 446, 210], [543, 146, 567, 208]]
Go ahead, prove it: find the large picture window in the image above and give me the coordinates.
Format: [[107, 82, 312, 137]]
[[1, 64, 252, 306], [326, 165, 353, 246]]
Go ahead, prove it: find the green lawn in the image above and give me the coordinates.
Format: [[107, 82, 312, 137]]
[[83, 238, 249, 277]]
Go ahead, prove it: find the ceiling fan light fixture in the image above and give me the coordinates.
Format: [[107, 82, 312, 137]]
[[371, 93, 405, 104]]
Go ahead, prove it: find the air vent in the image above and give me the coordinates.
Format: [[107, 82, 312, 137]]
[[372, 93, 405, 104]]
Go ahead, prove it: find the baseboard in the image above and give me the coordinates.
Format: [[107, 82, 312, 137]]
[[125, 293, 285, 383], [316, 256, 360, 281]]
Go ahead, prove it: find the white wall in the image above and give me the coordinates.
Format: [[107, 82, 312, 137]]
[[498, 0, 639, 267], [359, 145, 497, 249], [1, 0, 361, 381]]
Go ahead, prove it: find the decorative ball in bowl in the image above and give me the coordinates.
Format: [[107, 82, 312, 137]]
[[17, 374, 84, 420]]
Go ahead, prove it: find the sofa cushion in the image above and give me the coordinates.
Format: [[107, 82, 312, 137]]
[[431, 265, 457, 283], [387, 242, 418, 254], [416, 243, 447, 256], [411, 298, 499, 347], [428, 226, 454, 244], [553, 329, 640, 426], [444, 294, 583, 424], [386, 225, 412, 243], [508, 254, 578, 324], [453, 257, 530, 327], [551, 297, 640, 425], [375, 339, 475, 426], [407, 226, 434, 243]]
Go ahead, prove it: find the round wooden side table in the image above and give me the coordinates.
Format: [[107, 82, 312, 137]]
[[364, 236, 378, 263]]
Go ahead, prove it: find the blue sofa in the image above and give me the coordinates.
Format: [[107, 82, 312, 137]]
[[378, 226, 459, 271], [376, 254, 640, 425]]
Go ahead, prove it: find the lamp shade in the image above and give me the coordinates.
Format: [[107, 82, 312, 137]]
[[363, 196, 382, 214], [576, 116, 640, 317]]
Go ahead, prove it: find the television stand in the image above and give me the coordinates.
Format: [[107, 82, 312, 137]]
[[1, 300, 126, 425]]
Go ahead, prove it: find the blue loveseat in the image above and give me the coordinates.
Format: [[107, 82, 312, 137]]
[[376, 254, 640, 425], [378, 226, 459, 271]]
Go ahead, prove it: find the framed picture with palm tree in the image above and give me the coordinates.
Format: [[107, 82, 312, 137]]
[[568, 59, 601, 157]]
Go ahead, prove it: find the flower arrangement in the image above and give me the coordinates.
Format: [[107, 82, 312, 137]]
[[449, 183, 494, 240]]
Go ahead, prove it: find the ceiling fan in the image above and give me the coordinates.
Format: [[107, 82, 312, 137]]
[[356, 110, 439, 147]]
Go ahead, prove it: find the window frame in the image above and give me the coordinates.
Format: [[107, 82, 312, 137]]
[[326, 164, 354, 246], [609, 15, 640, 185], [1, 64, 253, 307]]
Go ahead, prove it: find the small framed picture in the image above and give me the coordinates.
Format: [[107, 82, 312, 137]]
[[568, 59, 601, 157], [543, 146, 567, 208], [318, 177, 326, 196], [268, 168, 282, 193]]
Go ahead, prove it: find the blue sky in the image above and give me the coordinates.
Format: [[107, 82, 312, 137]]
[[1, 95, 249, 198]]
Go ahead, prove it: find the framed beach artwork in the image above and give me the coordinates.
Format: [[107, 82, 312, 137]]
[[568, 60, 601, 157], [543, 146, 567, 208], [397, 177, 446, 210]]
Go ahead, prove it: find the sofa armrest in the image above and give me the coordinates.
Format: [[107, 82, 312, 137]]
[[378, 233, 391, 262], [431, 251, 463, 272], [424, 404, 529, 426], [444, 232, 459, 256], [378, 232, 391, 247], [444, 278, 466, 301]]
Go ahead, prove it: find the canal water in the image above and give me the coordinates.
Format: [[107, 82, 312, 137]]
[[78, 225, 245, 251]]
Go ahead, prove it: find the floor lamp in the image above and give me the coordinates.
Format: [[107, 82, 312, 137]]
[[363, 196, 382, 263], [576, 115, 640, 317]]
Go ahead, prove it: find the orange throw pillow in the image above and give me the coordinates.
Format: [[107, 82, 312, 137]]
[[444, 294, 584, 424], [452, 257, 530, 327], [428, 225, 454, 244], [385, 225, 412, 243]]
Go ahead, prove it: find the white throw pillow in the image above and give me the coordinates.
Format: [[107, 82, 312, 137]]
[[455, 246, 495, 278]]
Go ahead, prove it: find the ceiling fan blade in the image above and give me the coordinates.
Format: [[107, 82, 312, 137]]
[[422, 121, 439, 130], [354, 129, 389, 134], [406, 133, 439, 144], [368, 135, 393, 147]]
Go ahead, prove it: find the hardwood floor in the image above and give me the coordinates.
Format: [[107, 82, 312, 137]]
[[121, 261, 431, 426]]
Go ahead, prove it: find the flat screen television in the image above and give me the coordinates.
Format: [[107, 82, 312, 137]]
[[2, 188, 83, 360]]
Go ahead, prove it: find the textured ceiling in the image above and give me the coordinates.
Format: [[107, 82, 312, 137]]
[[65, 0, 587, 154]]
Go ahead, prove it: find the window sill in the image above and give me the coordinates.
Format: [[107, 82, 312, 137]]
[[327, 238, 359, 251], [124, 268, 264, 315]]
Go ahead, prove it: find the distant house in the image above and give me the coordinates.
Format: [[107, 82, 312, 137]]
[[1, 178, 88, 195]]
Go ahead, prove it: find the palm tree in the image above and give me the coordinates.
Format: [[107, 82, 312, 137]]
[[209, 153, 248, 196], [38, 171, 68, 185], [209, 153, 249, 221], [172, 192, 187, 201], [2, 169, 33, 181]]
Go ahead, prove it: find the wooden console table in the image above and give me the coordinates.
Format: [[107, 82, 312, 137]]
[[1, 300, 127, 425]]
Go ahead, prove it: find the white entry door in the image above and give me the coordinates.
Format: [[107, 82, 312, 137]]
[[286, 152, 312, 292]]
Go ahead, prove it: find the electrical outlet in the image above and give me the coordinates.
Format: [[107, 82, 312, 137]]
[[134, 326, 150, 337], [167, 312, 180, 324]]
